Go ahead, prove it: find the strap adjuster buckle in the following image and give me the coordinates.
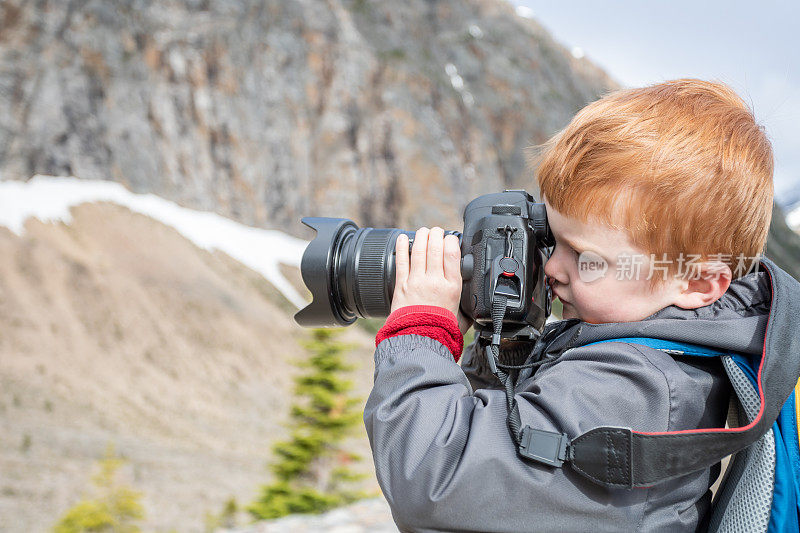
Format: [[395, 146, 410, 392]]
[[518, 426, 570, 467]]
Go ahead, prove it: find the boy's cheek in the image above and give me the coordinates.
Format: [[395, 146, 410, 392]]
[[560, 301, 577, 319]]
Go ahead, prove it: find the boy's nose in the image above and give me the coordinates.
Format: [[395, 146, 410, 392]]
[[543, 256, 568, 286]]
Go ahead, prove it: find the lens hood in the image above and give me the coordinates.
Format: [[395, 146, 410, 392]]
[[293, 217, 359, 327]]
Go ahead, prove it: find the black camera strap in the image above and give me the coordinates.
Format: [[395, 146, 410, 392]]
[[485, 296, 523, 445], [485, 295, 558, 463]]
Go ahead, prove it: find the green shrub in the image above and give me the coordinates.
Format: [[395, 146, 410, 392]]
[[52, 445, 145, 533], [204, 497, 238, 532]]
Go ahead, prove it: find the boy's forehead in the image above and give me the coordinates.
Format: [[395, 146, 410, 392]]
[[545, 200, 638, 253]]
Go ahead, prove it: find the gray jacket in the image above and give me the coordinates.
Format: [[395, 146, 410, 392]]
[[364, 268, 775, 533]]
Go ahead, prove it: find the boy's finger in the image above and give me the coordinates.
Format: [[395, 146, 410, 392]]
[[395, 234, 410, 284], [443, 234, 462, 282], [410, 227, 429, 276], [427, 227, 445, 274]]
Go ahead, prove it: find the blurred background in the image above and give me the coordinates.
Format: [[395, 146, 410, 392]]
[[0, 1, 798, 531]]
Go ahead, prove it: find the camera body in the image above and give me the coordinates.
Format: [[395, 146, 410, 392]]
[[459, 191, 553, 339], [294, 190, 553, 341]]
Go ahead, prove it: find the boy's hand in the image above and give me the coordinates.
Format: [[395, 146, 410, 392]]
[[392, 227, 470, 333]]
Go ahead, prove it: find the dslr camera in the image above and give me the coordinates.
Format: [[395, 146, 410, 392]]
[[294, 190, 554, 342]]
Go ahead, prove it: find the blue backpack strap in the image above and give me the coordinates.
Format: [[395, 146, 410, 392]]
[[585, 337, 731, 357], [726, 353, 800, 533], [768, 377, 800, 533]]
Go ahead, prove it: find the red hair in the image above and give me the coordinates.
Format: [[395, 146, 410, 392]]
[[534, 79, 774, 280]]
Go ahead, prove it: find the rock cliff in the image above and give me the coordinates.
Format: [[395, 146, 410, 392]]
[[0, 0, 614, 232]]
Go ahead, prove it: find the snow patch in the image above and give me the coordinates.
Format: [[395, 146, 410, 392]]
[[789, 206, 800, 231], [0, 176, 309, 308], [515, 6, 535, 19], [571, 46, 585, 59]]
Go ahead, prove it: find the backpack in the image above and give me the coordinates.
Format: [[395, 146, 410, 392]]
[[588, 337, 800, 533]]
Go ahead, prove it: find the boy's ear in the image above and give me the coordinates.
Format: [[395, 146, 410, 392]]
[[671, 262, 732, 310]]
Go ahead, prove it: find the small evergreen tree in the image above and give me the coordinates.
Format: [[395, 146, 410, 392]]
[[204, 497, 238, 532], [53, 444, 145, 533], [248, 329, 365, 520]]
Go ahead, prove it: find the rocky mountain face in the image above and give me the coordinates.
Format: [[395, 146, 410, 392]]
[[0, 0, 614, 232], [2, 0, 796, 271]]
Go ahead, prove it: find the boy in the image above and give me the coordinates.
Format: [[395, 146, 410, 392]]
[[364, 80, 778, 532]]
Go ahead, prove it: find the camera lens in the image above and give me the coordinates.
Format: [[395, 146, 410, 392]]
[[294, 218, 413, 327], [294, 218, 463, 327]]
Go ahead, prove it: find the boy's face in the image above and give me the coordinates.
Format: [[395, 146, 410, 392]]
[[543, 201, 684, 324]]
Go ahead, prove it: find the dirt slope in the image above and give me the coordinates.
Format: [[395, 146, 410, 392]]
[[0, 203, 378, 532]]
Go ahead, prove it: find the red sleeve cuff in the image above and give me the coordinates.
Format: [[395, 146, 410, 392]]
[[375, 305, 464, 361]]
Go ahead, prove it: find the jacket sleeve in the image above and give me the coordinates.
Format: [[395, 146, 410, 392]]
[[363, 334, 721, 532]]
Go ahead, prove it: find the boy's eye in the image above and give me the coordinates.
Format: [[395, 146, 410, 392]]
[[555, 241, 580, 261]]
